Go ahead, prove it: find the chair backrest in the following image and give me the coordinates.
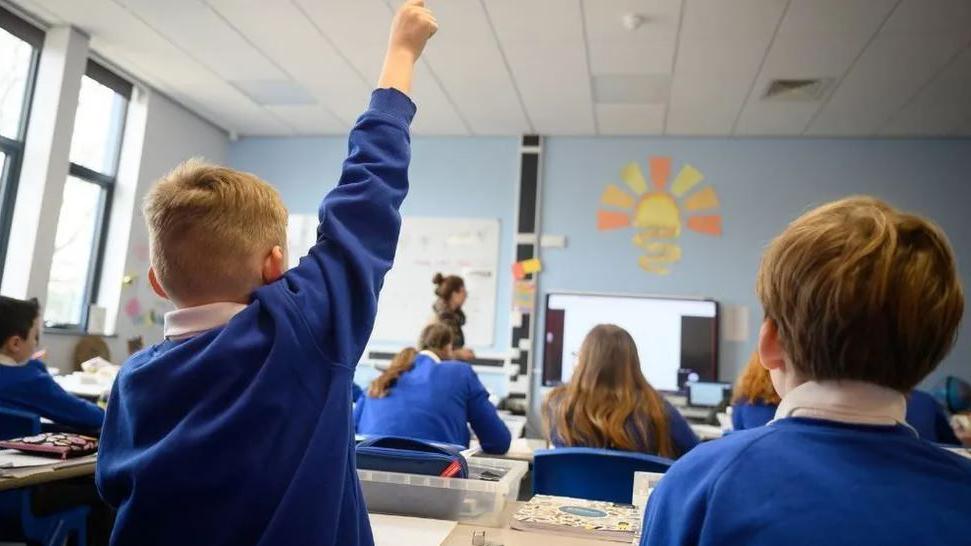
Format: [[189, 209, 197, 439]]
[[0, 407, 41, 440], [533, 447, 673, 504]]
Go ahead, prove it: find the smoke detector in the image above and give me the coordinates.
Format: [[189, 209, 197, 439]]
[[622, 13, 646, 31]]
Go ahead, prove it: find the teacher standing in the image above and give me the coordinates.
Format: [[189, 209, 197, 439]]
[[432, 273, 475, 361]]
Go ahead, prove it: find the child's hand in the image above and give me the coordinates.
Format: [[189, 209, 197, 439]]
[[378, 0, 437, 94], [388, 0, 438, 62]]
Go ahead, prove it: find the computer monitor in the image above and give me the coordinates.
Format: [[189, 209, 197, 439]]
[[542, 292, 718, 391], [687, 381, 732, 408]]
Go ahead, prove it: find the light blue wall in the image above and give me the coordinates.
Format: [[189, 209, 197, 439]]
[[228, 136, 520, 354], [228, 134, 971, 402], [539, 137, 971, 395]]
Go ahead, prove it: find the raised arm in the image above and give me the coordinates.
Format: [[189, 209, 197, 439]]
[[280, 1, 438, 367]]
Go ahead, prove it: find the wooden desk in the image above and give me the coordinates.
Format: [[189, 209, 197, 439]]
[[441, 502, 619, 546], [0, 455, 96, 491], [690, 424, 724, 441], [471, 438, 548, 463]]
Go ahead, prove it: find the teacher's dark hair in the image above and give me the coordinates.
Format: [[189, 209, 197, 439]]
[[432, 273, 464, 302]]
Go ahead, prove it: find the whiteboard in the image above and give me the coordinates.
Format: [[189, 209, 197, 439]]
[[287, 214, 499, 348]]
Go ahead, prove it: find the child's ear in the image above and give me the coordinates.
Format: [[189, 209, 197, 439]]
[[758, 319, 786, 372], [262, 246, 286, 285], [148, 267, 169, 300]]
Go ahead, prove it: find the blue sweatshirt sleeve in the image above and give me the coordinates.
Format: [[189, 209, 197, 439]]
[[665, 400, 699, 458], [465, 368, 511, 454], [1, 372, 104, 431], [279, 88, 415, 368]]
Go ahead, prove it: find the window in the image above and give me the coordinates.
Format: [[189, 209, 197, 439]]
[[44, 61, 130, 330], [0, 6, 43, 282]]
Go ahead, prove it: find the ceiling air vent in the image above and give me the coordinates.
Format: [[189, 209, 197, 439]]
[[762, 78, 832, 102]]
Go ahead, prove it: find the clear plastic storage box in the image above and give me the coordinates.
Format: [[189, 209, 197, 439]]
[[358, 457, 528, 527]]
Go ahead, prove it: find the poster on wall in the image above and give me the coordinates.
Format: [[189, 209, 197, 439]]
[[596, 156, 722, 275]]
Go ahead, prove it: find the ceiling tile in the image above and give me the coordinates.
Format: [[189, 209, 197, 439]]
[[595, 103, 665, 134], [880, 46, 971, 136], [806, 32, 969, 136]]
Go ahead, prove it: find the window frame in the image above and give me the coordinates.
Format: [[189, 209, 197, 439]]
[[0, 6, 44, 282], [44, 60, 130, 332]]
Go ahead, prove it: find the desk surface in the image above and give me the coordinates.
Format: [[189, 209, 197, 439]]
[[0, 455, 96, 491], [445, 502, 618, 546], [53, 373, 111, 399], [471, 438, 548, 463], [370, 501, 620, 546]]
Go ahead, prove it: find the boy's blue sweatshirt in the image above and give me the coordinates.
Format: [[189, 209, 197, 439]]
[[640, 417, 971, 546], [0, 359, 104, 431], [96, 89, 415, 546]]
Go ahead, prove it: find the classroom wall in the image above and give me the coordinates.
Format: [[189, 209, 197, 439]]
[[228, 133, 971, 413], [228, 136, 520, 355], [42, 90, 228, 371], [536, 137, 971, 401]]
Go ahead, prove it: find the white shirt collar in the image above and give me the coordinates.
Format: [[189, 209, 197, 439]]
[[164, 302, 248, 340], [0, 354, 24, 367], [773, 380, 912, 429], [418, 350, 442, 363]]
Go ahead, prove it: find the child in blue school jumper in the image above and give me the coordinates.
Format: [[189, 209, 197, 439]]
[[731, 351, 962, 446], [355, 323, 511, 453], [641, 197, 971, 546], [544, 324, 698, 459], [0, 296, 104, 431], [95, 3, 439, 545]]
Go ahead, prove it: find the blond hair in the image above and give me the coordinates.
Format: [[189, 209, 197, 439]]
[[756, 196, 963, 392], [732, 352, 781, 405], [143, 159, 287, 305]]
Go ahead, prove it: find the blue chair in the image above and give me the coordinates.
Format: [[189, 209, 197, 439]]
[[0, 407, 89, 546], [533, 447, 673, 504]]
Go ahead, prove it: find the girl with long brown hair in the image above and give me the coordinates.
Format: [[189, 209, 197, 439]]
[[432, 273, 475, 361], [730, 352, 781, 431], [543, 324, 698, 458], [354, 323, 510, 453]]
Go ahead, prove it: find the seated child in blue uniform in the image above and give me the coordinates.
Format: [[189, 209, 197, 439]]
[[95, 3, 439, 545], [355, 323, 510, 454], [0, 296, 104, 431], [730, 352, 781, 431], [543, 324, 698, 459], [906, 389, 961, 445], [641, 197, 971, 546], [732, 351, 962, 445]]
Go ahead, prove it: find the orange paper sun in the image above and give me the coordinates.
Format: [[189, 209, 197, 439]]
[[596, 156, 722, 274]]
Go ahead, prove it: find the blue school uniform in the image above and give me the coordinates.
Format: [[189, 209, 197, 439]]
[[730, 400, 777, 431], [96, 88, 416, 546], [906, 389, 960, 445], [0, 359, 104, 431], [641, 383, 971, 546], [354, 352, 511, 454], [732, 392, 960, 444], [545, 395, 699, 458]]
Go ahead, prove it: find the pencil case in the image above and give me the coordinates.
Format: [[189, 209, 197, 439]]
[[356, 435, 468, 478], [0, 433, 98, 460]]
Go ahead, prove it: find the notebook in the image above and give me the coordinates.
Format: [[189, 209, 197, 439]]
[[510, 495, 641, 543], [0, 433, 98, 460]]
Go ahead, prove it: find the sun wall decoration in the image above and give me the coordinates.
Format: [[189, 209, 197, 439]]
[[596, 156, 722, 275]]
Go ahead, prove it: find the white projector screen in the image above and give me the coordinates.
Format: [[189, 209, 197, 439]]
[[542, 293, 718, 392]]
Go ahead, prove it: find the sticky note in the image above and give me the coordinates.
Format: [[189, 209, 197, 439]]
[[521, 258, 542, 274], [512, 262, 526, 280]]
